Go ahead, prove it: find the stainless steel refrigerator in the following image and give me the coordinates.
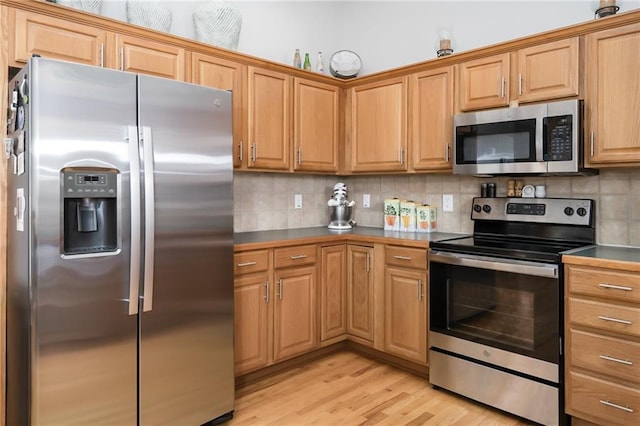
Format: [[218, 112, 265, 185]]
[[5, 57, 234, 425]]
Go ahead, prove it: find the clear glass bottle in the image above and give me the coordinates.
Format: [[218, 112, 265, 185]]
[[316, 51, 324, 73], [293, 49, 301, 68], [303, 53, 311, 71]]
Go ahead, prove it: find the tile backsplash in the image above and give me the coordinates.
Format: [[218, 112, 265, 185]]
[[234, 170, 640, 247]]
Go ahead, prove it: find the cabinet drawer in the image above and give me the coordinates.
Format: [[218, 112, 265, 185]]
[[568, 298, 640, 337], [234, 250, 270, 275], [568, 371, 640, 426], [569, 329, 640, 383], [385, 246, 427, 270], [274, 245, 317, 269], [567, 265, 640, 303]]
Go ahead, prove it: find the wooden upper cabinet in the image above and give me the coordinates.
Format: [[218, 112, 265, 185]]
[[348, 77, 408, 172], [516, 38, 579, 103], [115, 34, 185, 80], [191, 53, 245, 168], [293, 78, 339, 173], [409, 66, 453, 172], [585, 23, 640, 166], [11, 9, 106, 67], [246, 66, 291, 171], [458, 53, 510, 111]]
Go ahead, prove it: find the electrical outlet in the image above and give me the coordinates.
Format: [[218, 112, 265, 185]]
[[443, 194, 453, 212], [363, 194, 370, 208], [294, 194, 302, 209]]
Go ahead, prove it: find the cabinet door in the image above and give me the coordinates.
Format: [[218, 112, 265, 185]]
[[320, 245, 347, 343], [458, 53, 509, 111], [247, 66, 291, 171], [273, 266, 317, 362], [348, 77, 407, 172], [293, 78, 339, 172], [234, 273, 271, 375], [347, 245, 374, 342], [409, 66, 453, 171], [12, 9, 106, 67], [517, 38, 579, 103], [115, 34, 185, 80], [191, 53, 245, 168], [384, 267, 427, 364], [585, 23, 640, 166]]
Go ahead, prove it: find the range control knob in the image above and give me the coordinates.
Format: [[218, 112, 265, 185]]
[[564, 207, 575, 216], [577, 207, 588, 217], [473, 204, 482, 213], [482, 204, 492, 213]]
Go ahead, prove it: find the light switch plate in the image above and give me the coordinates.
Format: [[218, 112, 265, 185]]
[[363, 194, 370, 208], [294, 194, 302, 209]]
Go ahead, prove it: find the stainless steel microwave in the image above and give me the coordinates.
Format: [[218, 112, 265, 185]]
[[453, 99, 592, 175]]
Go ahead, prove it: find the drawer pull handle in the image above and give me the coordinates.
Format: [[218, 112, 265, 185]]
[[599, 400, 634, 413], [599, 354, 633, 366], [290, 254, 308, 260], [599, 283, 633, 292], [237, 261, 257, 267], [598, 315, 632, 325], [394, 255, 412, 261]]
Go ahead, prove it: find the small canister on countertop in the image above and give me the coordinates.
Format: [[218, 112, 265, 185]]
[[384, 198, 401, 231], [416, 204, 437, 233]]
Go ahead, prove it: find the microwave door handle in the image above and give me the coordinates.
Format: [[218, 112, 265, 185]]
[[429, 251, 558, 278], [141, 126, 155, 313], [127, 126, 141, 315]]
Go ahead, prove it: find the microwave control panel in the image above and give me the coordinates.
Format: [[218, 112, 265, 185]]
[[543, 115, 573, 161]]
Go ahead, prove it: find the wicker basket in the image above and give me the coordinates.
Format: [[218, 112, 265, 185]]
[[193, 1, 242, 50], [53, 0, 103, 14], [126, 1, 173, 33]]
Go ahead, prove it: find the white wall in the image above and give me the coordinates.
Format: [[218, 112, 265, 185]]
[[96, 0, 640, 75]]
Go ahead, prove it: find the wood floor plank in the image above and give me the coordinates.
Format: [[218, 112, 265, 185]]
[[230, 351, 533, 425]]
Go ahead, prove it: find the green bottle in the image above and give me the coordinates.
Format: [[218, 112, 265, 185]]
[[303, 53, 311, 71]]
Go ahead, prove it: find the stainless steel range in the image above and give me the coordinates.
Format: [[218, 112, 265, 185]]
[[428, 197, 595, 426]]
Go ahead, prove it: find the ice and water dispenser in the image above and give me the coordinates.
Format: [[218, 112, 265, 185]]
[[62, 168, 118, 255]]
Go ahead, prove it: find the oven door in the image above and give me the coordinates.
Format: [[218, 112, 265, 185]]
[[429, 250, 560, 379]]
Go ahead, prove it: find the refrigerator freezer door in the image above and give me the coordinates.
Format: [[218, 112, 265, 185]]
[[6, 58, 138, 425], [137, 76, 234, 424]]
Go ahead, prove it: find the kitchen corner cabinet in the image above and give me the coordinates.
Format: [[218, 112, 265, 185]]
[[10, 8, 107, 67], [585, 23, 640, 167], [190, 53, 245, 168], [458, 38, 579, 111], [383, 246, 428, 365], [272, 245, 318, 362], [565, 264, 640, 425], [409, 66, 453, 172], [246, 66, 291, 171], [347, 244, 375, 344], [293, 78, 340, 172], [347, 77, 408, 172], [233, 249, 272, 375], [115, 34, 185, 81], [319, 244, 347, 344]]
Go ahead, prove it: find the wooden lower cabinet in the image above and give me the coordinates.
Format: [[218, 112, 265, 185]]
[[347, 244, 375, 343], [273, 265, 318, 362], [320, 244, 347, 344], [565, 262, 640, 425], [234, 273, 271, 375], [383, 245, 428, 365]]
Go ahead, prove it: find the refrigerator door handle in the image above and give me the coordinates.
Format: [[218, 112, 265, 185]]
[[142, 126, 156, 312], [127, 126, 141, 315]]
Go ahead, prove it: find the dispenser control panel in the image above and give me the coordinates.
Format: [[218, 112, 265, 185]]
[[63, 170, 117, 198]]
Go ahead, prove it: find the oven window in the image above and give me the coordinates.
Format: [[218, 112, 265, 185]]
[[456, 119, 536, 164], [430, 261, 559, 364]]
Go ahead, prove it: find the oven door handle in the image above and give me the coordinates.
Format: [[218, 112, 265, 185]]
[[428, 251, 558, 278]]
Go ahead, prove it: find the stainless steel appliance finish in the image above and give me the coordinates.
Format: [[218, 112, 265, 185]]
[[5, 58, 234, 425], [453, 99, 592, 176], [428, 197, 595, 426]]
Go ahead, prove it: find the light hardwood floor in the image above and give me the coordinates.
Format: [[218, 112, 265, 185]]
[[231, 351, 533, 425]]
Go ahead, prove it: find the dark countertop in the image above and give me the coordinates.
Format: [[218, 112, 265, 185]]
[[563, 245, 640, 272], [234, 226, 466, 251]]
